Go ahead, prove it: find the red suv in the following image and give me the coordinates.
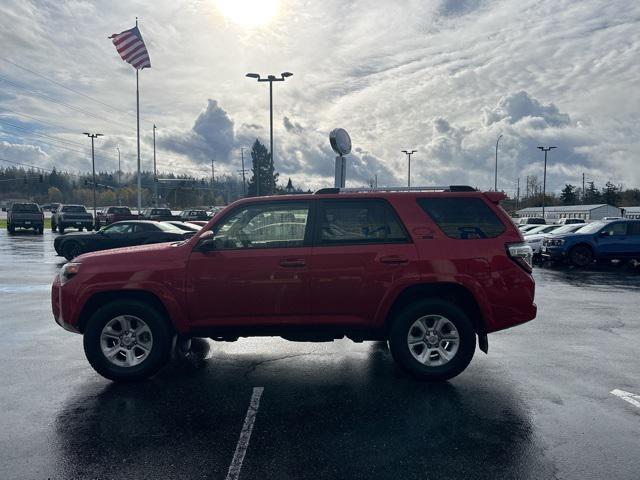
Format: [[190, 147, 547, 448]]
[[51, 187, 536, 382]]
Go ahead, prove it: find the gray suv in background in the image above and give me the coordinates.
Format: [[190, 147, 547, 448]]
[[51, 205, 94, 233]]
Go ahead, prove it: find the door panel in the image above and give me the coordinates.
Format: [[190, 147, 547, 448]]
[[186, 201, 313, 327], [309, 199, 418, 327]]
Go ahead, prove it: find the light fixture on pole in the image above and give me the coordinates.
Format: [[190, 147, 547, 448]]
[[537, 146, 556, 219], [402, 150, 417, 187], [245, 72, 293, 196], [494, 134, 503, 191], [83, 132, 103, 229]]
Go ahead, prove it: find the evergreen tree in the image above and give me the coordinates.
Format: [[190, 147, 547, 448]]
[[601, 181, 621, 206], [559, 184, 578, 205], [584, 181, 601, 204], [247, 139, 279, 196]]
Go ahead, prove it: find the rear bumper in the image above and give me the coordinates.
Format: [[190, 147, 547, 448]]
[[58, 219, 93, 228], [9, 220, 43, 227]]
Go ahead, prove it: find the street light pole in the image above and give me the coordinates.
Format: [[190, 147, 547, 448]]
[[537, 146, 556, 219], [211, 158, 215, 201], [240, 148, 247, 196], [402, 150, 417, 187], [84, 132, 103, 228], [494, 134, 503, 191], [246, 72, 293, 196], [153, 124, 158, 206], [116, 146, 121, 206]]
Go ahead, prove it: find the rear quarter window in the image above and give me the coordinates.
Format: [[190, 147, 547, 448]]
[[417, 197, 506, 239]]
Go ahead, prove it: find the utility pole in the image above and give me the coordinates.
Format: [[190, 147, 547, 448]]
[[84, 132, 103, 228], [153, 124, 158, 206], [516, 177, 520, 210], [240, 148, 247, 196], [211, 158, 215, 201], [537, 146, 557, 219], [402, 150, 417, 187], [582, 172, 585, 204], [246, 72, 293, 196], [494, 134, 503, 191]]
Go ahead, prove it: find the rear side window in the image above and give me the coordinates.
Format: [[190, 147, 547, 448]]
[[417, 197, 506, 239], [317, 199, 408, 245], [629, 222, 640, 235]]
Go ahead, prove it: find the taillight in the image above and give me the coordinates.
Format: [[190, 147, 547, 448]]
[[506, 242, 533, 273]]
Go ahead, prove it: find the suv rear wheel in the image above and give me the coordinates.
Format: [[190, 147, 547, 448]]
[[83, 300, 172, 381], [389, 299, 475, 381]]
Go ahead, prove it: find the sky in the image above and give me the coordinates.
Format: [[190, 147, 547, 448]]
[[0, 0, 639, 196]]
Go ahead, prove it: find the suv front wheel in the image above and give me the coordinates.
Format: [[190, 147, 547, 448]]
[[389, 299, 476, 381], [83, 300, 173, 381]]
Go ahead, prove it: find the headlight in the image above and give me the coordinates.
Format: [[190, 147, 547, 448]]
[[545, 238, 565, 246], [60, 262, 81, 285]]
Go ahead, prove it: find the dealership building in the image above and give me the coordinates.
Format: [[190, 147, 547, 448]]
[[516, 204, 622, 221], [623, 206, 640, 219]]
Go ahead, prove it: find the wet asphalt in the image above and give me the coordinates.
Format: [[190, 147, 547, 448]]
[[0, 229, 639, 480]]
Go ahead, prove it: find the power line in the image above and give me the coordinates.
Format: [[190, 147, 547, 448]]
[[0, 56, 137, 120]]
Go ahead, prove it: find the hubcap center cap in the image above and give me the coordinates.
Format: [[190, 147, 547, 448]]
[[426, 335, 438, 346], [122, 333, 135, 346]]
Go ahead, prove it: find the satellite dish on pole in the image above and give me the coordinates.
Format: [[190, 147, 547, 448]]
[[330, 128, 351, 188]]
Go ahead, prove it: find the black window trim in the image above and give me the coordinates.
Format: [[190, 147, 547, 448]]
[[312, 198, 411, 247], [416, 196, 507, 240], [203, 200, 315, 251]]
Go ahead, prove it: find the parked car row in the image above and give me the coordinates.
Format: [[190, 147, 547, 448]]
[[519, 218, 640, 267], [53, 220, 204, 260]]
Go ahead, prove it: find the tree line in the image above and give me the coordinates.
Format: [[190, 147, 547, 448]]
[[0, 139, 303, 208]]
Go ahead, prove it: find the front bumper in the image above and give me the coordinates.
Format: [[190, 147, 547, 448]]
[[540, 246, 567, 260], [51, 276, 81, 333]]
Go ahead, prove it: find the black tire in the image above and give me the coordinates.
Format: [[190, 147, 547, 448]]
[[62, 241, 83, 260], [569, 245, 593, 267], [8, 224, 15, 234], [38, 226, 44, 234], [83, 300, 173, 381], [388, 299, 476, 382], [51, 222, 57, 232], [59, 225, 65, 234]]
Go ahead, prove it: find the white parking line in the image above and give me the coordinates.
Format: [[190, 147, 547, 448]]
[[225, 387, 264, 480], [610, 389, 640, 409]]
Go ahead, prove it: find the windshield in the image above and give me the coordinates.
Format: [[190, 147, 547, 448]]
[[62, 205, 86, 213], [152, 209, 171, 215], [552, 224, 585, 234], [12, 203, 39, 212], [573, 221, 606, 234]]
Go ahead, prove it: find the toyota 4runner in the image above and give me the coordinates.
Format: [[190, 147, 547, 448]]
[[51, 186, 536, 382]]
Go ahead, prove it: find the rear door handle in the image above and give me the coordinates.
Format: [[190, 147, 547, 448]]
[[379, 255, 409, 265], [279, 258, 306, 268]]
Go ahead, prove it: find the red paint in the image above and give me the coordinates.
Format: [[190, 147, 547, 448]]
[[52, 191, 536, 338]]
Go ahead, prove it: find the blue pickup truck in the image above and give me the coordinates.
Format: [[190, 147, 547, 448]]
[[541, 219, 640, 267]]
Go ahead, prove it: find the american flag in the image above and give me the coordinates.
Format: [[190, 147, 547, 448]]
[[109, 26, 151, 70]]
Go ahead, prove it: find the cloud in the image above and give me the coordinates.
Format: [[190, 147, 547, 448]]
[[159, 99, 235, 164], [482, 91, 571, 128]]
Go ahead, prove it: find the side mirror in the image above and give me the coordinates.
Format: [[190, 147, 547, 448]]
[[195, 230, 216, 252], [599, 230, 609, 237]]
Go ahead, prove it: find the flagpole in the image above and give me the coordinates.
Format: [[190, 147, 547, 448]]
[[135, 16, 141, 213], [136, 68, 141, 213]]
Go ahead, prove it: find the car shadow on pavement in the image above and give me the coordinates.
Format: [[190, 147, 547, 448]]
[[53, 339, 557, 480]]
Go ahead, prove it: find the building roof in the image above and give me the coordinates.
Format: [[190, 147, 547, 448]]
[[623, 206, 640, 213], [516, 204, 617, 213]]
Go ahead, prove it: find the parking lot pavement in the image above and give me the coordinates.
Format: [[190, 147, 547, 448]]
[[0, 230, 639, 479]]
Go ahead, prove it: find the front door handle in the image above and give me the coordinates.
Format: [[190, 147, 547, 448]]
[[379, 255, 409, 265], [279, 258, 306, 268]]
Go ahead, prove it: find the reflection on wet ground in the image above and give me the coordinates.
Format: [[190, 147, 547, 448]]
[[0, 231, 639, 479]]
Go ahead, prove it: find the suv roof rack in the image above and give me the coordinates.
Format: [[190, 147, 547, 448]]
[[314, 185, 477, 194]]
